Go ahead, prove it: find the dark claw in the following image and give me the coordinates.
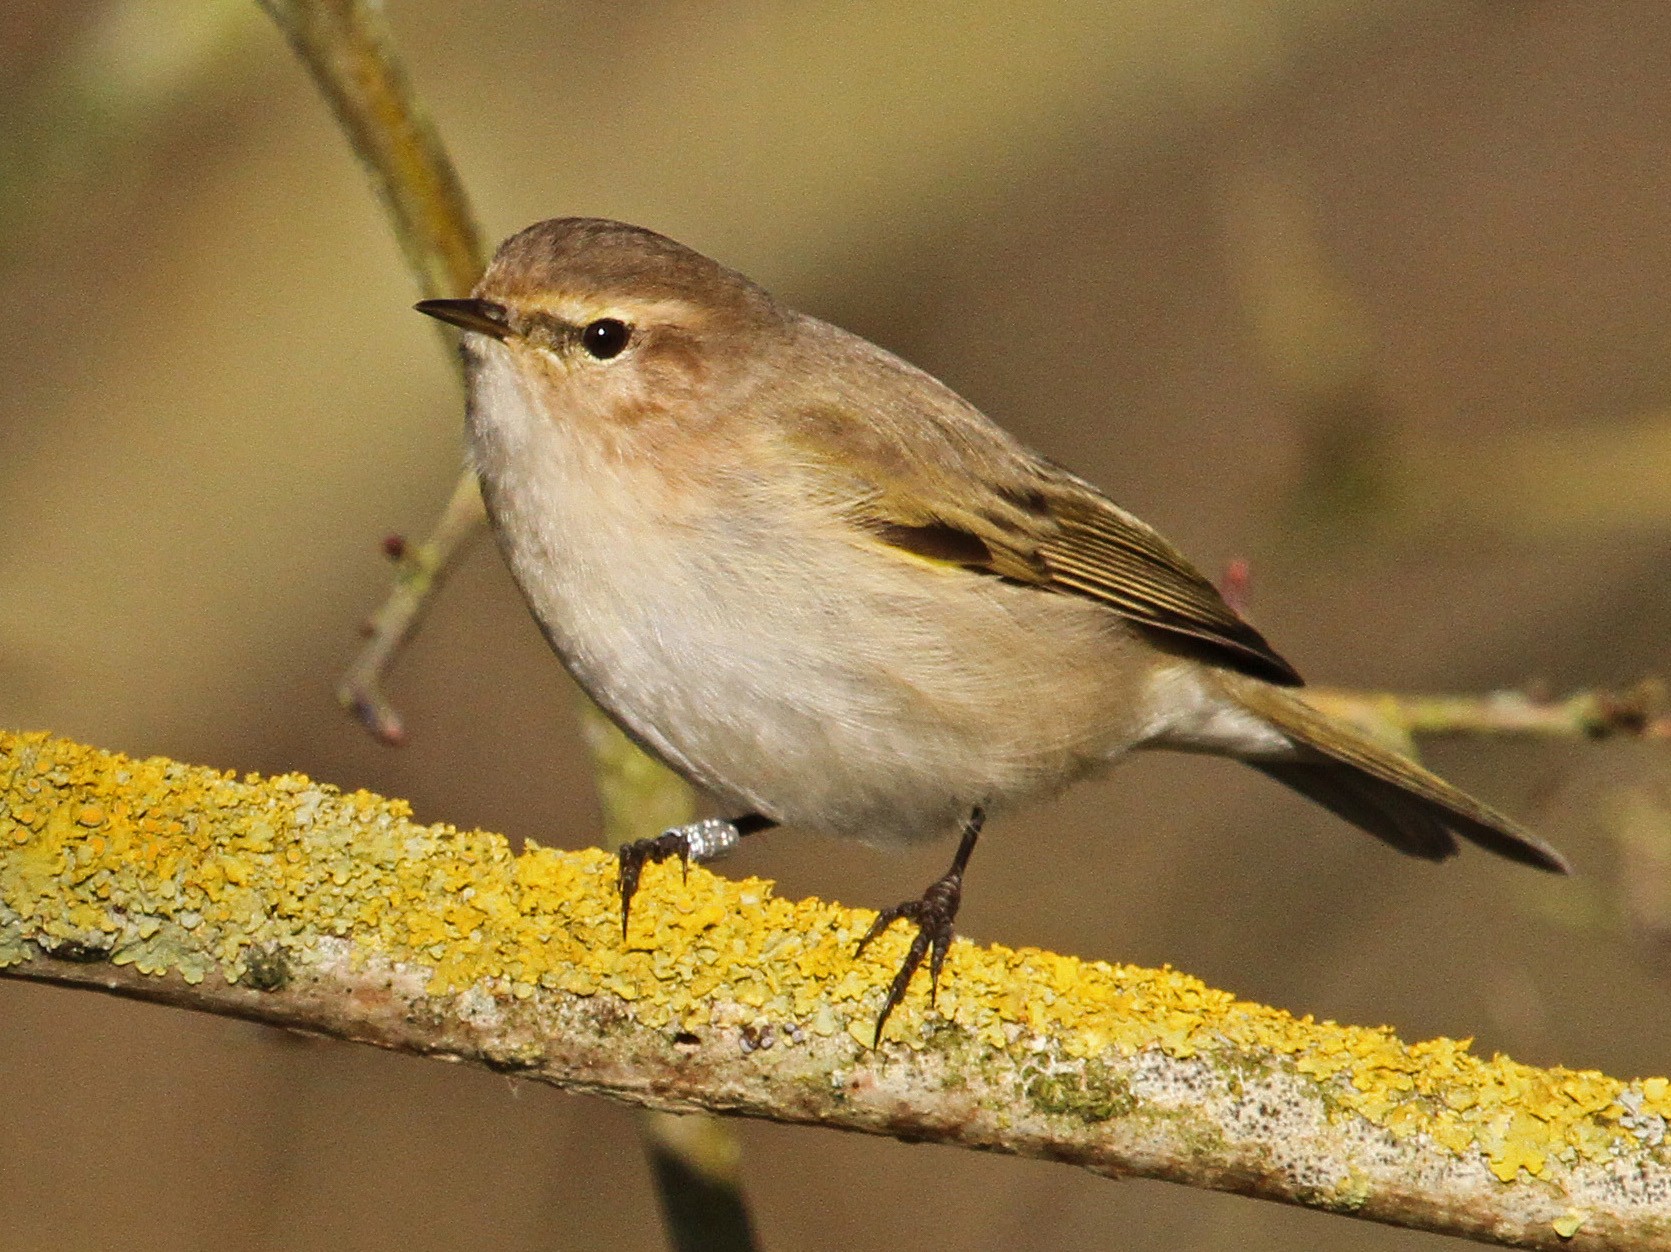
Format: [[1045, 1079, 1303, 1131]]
[[856, 807, 984, 1046], [856, 871, 963, 1046], [615, 815, 774, 940], [616, 830, 693, 939]]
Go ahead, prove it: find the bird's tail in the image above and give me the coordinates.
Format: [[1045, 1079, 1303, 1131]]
[[1222, 675, 1570, 874]]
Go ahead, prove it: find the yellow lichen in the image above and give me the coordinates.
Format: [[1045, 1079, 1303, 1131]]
[[1, 729, 1666, 1186], [1553, 1209, 1586, 1239]]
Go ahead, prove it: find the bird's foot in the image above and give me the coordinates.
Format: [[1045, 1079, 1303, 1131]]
[[856, 867, 964, 1046], [617, 817, 743, 938]]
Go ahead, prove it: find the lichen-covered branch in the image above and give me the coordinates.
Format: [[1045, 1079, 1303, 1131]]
[[4, 731, 1667, 1250]]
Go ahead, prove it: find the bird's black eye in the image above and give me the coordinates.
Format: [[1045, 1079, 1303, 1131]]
[[581, 318, 631, 359]]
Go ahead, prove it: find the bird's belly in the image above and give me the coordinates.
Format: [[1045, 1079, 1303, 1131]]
[[498, 497, 1147, 844]]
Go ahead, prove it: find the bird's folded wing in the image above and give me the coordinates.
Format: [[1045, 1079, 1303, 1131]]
[[776, 357, 1301, 686]]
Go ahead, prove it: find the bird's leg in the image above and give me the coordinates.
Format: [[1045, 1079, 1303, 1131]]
[[856, 807, 985, 1045], [617, 813, 775, 938]]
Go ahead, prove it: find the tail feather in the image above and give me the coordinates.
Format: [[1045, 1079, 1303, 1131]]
[[1226, 677, 1570, 874], [1249, 759, 1458, 861]]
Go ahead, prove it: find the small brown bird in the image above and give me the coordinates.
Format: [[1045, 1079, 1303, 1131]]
[[418, 217, 1569, 1043]]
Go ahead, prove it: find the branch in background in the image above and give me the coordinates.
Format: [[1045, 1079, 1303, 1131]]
[[256, 0, 482, 306], [1303, 682, 1671, 754], [3, 730, 1667, 1250], [340, 472, 482, 745], [1212, 567, 1669, 749]]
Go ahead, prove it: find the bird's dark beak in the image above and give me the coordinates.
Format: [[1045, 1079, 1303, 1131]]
[[415, 298, 512, 341]]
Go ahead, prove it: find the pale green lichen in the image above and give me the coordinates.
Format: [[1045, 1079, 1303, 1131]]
[[1, 729, 1667, 1187], [1022, 1056, 1135, 1123], [1327, 1169, 1373, 1213]]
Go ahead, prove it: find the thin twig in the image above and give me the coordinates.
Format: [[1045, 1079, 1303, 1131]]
[[1303, 681, 1671, 748], [3, 730, 1668, 1251], [339, 471, 482, 745], [256, 0, 482, 305]]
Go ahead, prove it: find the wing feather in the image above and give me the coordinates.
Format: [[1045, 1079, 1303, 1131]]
[[776, 316, 1304, 686]]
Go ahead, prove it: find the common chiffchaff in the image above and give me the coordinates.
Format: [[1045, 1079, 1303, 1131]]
[[419, 217, 1568, 1042]]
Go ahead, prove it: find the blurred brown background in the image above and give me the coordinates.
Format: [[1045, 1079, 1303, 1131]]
[[4, 2, 1671, 1249]]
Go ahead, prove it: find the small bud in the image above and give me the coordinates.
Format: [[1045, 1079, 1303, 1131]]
[[1220, 558, 1253, 615]]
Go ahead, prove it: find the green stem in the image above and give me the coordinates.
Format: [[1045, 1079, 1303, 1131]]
[[255, 0, 482, 301]]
